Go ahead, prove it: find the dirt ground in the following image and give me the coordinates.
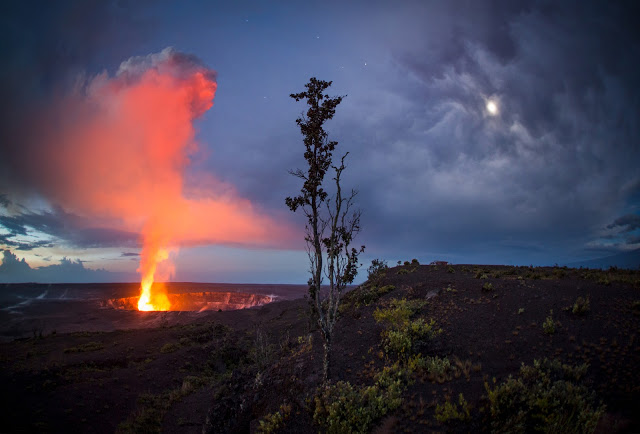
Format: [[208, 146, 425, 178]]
[[1, 263, 639, 433]]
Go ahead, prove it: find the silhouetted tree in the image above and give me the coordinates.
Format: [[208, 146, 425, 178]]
[[286, 77, 364, 382]]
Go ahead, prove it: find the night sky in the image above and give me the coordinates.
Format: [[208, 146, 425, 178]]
[[1, 0, 639, 284]]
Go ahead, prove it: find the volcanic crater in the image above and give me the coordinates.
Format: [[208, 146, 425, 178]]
[[103, 291, 274, 312]]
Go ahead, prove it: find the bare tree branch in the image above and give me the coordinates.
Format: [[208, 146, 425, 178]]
[[285, 78, 364, 382]]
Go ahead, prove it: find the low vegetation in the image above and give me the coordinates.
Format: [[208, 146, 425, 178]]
[[313, 364, 410, 433], [407, 354, 451, 383], [373, 298, 441, 358], [257, 403, 292, 434], [435, 393, 470, 423], [484, 358, 605, 433], [571, 295, 590, 315], [542, 310, 556, 335]]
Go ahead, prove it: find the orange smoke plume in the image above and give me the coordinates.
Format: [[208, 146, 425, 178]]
[[27, 48, 294, 310]]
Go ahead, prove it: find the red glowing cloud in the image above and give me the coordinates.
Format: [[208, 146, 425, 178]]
[[23, 48, 294, 309]]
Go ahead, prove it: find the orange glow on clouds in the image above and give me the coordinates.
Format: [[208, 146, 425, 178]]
[[30, 48, 294, 311]]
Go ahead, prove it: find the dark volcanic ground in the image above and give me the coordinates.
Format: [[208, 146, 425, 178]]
[[1, 264, 639, 433]]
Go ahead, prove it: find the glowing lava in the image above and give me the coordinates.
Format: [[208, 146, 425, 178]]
[[138, 245, 172, 311], [138, 276, 171, 312]]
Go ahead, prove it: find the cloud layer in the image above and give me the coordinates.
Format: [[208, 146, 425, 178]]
[[322, 0, 640, 261]]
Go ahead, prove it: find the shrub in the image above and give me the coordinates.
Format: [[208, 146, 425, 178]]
[[448, 266, 455, 274], [406, 354, 427, 372], [397, 269, 409, 275], [380, 319, 440, 356], [313, 364, 409, 433], [484, 359, 604, 433], [411, 258, 420, 265], [373, 298, 425, 325], [367, 259, 389, 283], [435, 393, 470, 423], [374, 299, 441, 357], [517, 308, 525, 315], [543, 311, 556, 335], [289, 334, 313, 358], [571, 296, 590, 316], [257, 403, 292, 433], [426, 356, 451, 380], [482, 282, 493, 292], [403, 261, 411, 266], [407, 354, 452, 383]]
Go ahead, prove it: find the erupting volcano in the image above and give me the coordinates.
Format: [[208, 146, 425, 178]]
[[21, 48, 294, 311]]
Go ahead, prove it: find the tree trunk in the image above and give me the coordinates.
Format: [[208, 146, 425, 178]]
[[323, 333, 331, 383]]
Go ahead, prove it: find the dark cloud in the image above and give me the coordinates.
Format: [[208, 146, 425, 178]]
[[0, 234, 53, 251], [316, 0, 640, 262], [607, 214, 640, 233], [190, 0, 640, 265], [0, 206, 139, 250], [121, 252, 140, 257], [0, 195, 10, 208], [584, 213, 640, 254]]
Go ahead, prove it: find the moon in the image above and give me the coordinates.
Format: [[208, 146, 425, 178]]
[[486, 100, 498, 115]]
